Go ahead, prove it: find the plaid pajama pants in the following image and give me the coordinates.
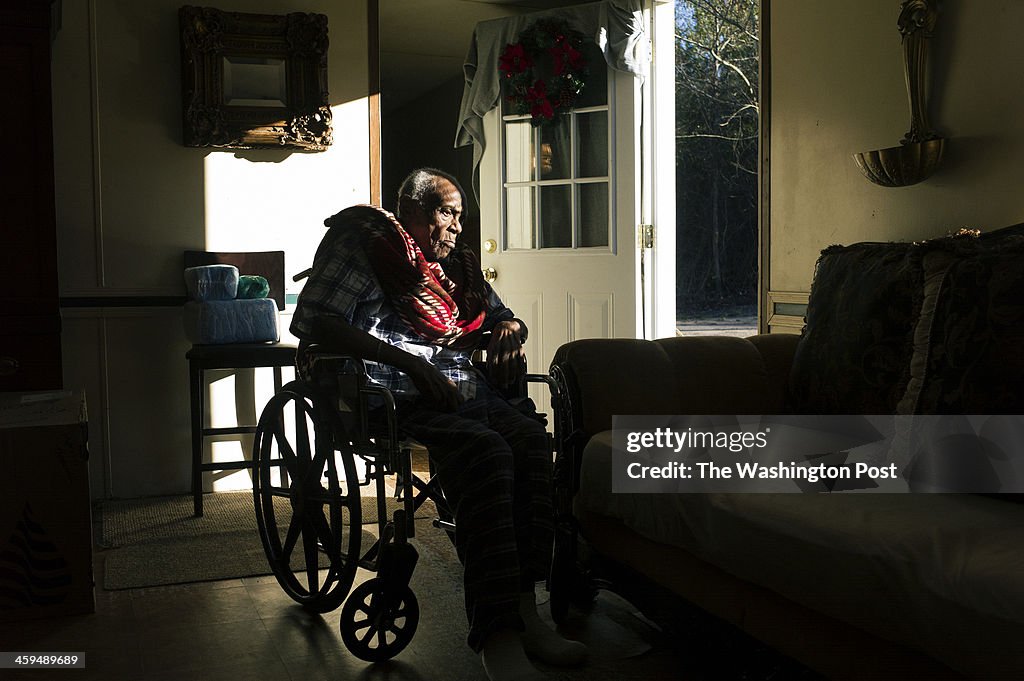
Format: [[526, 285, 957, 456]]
[[394, 380, 554, 652]]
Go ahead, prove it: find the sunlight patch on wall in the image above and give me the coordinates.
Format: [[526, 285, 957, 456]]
[[201, 99, 371, 300]]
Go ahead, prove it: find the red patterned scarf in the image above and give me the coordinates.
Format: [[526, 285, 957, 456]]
[[324, 205, 488, 348]]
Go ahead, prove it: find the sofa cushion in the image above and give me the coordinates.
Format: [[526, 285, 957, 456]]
[[789, 242, 925, 414], [575, 431, 1024, 678], [898, 237, 1024, 414], [655, 335, 795, 414]]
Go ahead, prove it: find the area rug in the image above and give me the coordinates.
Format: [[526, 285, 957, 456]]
[[99, 491, 435, 590]]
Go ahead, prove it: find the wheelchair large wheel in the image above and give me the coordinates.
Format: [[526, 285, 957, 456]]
[[253, 380, 362, 613], [339, 577, 419, 662]]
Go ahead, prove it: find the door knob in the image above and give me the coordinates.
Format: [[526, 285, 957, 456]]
[[482, 267, 497, 283]]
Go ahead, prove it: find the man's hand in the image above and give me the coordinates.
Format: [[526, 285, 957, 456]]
[[408, 357, 463, 412], [486, 320, 527, 388], [311, 316, 465, 411]]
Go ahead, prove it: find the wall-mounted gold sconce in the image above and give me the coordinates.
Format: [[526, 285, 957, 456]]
[[854, 0, 944, 187]]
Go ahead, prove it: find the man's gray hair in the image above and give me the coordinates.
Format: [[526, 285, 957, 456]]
[[396, 168, 465, 218]]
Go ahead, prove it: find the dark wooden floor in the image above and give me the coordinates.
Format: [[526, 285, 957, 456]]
[[0, 518, 686, 681]]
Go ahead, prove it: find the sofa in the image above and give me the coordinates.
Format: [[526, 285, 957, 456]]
[[548, 229, 1024, 680]]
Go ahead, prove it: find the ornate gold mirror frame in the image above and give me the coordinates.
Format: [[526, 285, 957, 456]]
[[179, 6, 331, 151]]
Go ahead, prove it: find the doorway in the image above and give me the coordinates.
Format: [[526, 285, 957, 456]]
[[376, 1, 746, 345], [378, 1, 598, 259], [673, 0, 760, 337], [378, 2, 594, 259]]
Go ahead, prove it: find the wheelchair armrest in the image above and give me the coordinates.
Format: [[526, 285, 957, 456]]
[[300, 344, 369, 379], [301, 346, 403, 459], [525, 372, 558, 396]]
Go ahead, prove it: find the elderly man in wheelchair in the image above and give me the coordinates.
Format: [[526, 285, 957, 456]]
[[279, 168, 586, 681]]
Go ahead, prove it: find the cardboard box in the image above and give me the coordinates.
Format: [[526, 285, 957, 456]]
[[0, 390, 94, 620]]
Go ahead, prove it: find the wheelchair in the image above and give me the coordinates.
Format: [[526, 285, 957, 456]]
[[250, 341, 560, 662]]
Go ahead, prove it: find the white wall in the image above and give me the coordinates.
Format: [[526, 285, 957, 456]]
[[52, 0, 370, 499], [769, 0, 1024, 295]]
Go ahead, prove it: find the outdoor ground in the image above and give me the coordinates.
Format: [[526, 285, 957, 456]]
[[676, 305, 757, 338]]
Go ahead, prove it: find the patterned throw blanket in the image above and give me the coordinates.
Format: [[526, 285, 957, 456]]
[[322, 205, 488, 349]]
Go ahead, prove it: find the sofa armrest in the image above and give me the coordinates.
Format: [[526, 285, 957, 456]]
[[550, 338, 681, 502], [550, 338, 681, 441]]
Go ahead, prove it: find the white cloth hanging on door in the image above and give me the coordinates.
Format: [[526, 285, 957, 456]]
[[454, 0, 649, 198]]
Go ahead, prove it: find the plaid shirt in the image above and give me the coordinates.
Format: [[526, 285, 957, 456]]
[[291, 222, 513, 400]]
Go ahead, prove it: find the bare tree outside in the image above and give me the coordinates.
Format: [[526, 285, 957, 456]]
[[675, 0, 759, 336]]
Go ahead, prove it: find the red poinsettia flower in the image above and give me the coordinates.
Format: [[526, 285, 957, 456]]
[[525, 80, 554, 120], [551, 37, 583, 76], [531, 98, 555, 121], [499, 43, 532, 75]]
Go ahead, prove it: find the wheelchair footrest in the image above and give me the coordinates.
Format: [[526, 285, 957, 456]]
[[431, 518, 456, 533], [379, 532, 419, 593]]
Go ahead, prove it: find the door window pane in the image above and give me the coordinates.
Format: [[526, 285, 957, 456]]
[[538, 118, 571, 180], [577, 111, 608, 178], [540, 185, 572, 248], [501, 43, 609, 252], [505, 186, 536, 249], [578, 182, 609, 247], [505, 121, 535, 182]]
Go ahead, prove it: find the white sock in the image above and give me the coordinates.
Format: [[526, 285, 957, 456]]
[[519, 590, 588, 667], [480, 628, 546, 681]]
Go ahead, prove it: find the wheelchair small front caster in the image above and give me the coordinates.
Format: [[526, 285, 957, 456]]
[[340, 577, 420, 661]]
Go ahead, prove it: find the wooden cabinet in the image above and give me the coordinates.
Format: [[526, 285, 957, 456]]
[[0, 0, 61, 391], [0, 390, 93, 620]]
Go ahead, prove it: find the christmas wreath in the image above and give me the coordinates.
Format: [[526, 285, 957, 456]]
[[498, 18, 589, 126]]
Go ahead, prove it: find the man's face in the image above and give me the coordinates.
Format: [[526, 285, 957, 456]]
[[406, 178, 463, 261]]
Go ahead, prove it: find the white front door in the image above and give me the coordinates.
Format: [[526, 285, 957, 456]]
[[478, 56, 645, 399]]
